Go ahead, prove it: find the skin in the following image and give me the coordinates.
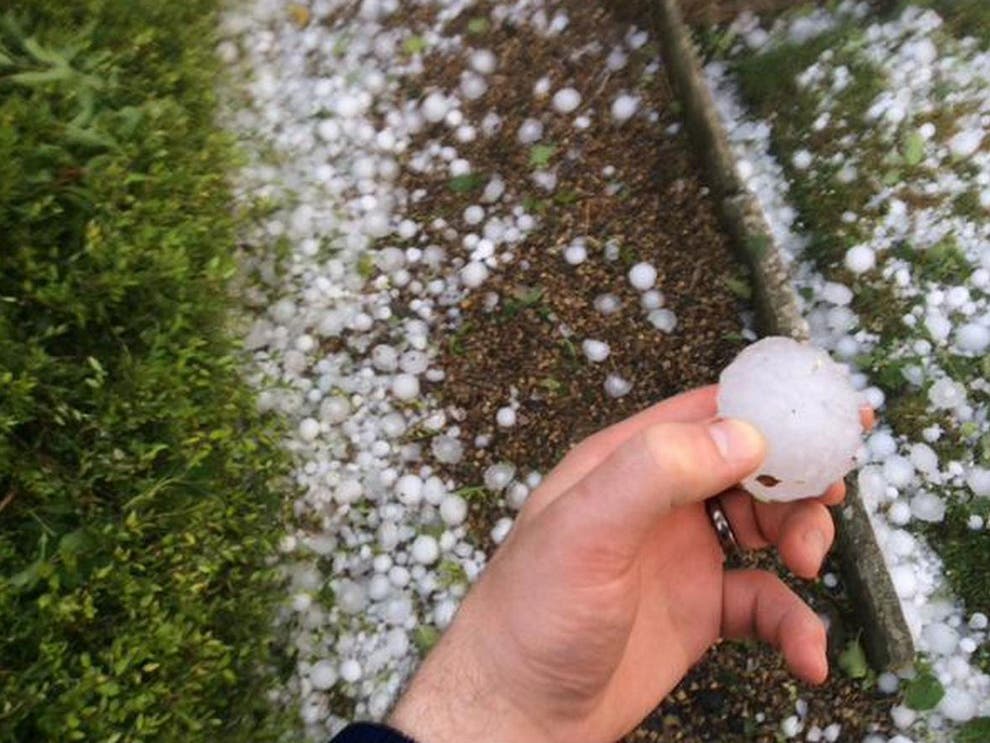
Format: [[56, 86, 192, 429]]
[[391, 386, 873, 743]]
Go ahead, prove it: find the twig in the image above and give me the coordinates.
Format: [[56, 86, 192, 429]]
[[0, 490, 16, 515]]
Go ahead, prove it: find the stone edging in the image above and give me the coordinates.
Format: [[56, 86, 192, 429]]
[[650, 0, 915, 671]]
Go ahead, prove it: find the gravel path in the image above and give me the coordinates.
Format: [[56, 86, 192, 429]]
[[218, 0, 913, 739]]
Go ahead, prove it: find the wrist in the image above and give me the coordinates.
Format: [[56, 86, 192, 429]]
[[388, 623, 550, 743]]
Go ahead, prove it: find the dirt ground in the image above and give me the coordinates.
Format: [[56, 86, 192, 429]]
[[389, 0, 898, 739]]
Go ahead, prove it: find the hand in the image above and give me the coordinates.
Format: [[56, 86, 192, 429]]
[[390, 386, 868, 743]]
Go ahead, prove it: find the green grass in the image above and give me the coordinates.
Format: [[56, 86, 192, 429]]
[[0, 2, 294, 740], [727, 2, 990, 673]]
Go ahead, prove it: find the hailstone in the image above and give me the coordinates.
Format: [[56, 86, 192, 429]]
[[717, 336, 862, 502]]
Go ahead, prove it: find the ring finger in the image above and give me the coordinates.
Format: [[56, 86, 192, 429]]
[[718, 489, 835, 578]]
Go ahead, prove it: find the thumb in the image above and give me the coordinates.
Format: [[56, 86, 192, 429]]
[[551, 419, 766, 562]]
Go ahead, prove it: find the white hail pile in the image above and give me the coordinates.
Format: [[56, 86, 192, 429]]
[[218, 0, 674, 736], [708, 2, 990, 733]]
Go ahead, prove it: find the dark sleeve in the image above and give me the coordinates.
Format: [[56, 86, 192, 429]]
[[329, 722, 419, 743]]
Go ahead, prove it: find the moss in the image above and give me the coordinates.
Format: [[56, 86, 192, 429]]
[[0, 2, 293, 740], [918, 503, 990, 673], [732, 23, 887, 268], [727, 4, 990, 669], [908, 237, 972, 285], [952, 189, 984, 220], [918, 0, 990, 48]]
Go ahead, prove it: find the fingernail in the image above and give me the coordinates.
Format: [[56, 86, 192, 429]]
[[805, 529, 828, 562], [708, 419, 766, 464]]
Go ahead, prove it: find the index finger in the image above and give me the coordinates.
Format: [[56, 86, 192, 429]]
[[520, 385, 719, 521]]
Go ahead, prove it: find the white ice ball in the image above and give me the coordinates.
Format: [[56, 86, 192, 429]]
[[594, 293, 621, 315], [844, 245, 875, 274], [469, 49, 497, 74], [421, 92, 449, 123], [647, 309, 677, 333], [309, 660, 337, 690], [611, 93, 640, 122], [563, 243, 587, 265], [491, 516, 514, 544], [439, 494, 468, 526], [298, 417, 321, 441], [628, 262, 657, 290], [939, 688, 977, 722], [966, 467, 990, 497], [496, 406, 517, 428], [552, 87, 581, 114], [339, 659, 363, 684], [955, 322, 990, 353], [460, 261, 489, 289], [392, 373, 420, 401], [582, 339, 610, 362], [717, 337, 863, 502], [517, 118, 544, 144], [396, 474, 424, 506], [411, 534, 440, 565], [604, 373, 632, 398]]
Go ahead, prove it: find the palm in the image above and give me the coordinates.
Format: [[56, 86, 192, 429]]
[[395, 386, 859, 743], [475, 384, 850, 740], [600, 504, 725, 735]]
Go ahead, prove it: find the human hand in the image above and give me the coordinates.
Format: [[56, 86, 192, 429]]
[[390, 386, 869, 743]]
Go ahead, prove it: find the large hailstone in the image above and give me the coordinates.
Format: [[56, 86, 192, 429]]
[[717, 336, 862, 502]]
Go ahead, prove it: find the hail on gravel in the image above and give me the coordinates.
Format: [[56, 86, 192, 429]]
[[221, 0, 674, 737]]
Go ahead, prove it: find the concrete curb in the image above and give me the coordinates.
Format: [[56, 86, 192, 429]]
[[651, 0, 915, 671]]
